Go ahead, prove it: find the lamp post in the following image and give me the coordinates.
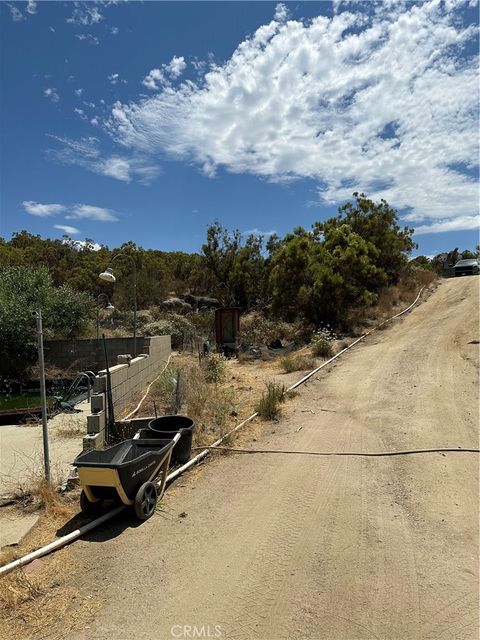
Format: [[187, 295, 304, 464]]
[[99, 252, 137, 356], [95, 294, 114, 340]]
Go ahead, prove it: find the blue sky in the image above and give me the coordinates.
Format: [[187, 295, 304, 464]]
[[1, 0, 479, 256]]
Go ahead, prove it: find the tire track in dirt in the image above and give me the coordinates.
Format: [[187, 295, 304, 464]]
[[68, 277, 478, 640]]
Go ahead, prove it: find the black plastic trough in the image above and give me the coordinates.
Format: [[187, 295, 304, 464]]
[[136, 415, 195, 464]]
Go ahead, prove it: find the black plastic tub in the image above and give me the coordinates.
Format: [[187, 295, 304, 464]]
[[140, 415, 195, 464]]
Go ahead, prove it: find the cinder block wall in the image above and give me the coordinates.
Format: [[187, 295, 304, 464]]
[[84, 335, 171, 450], [43, 337, 150, 373]]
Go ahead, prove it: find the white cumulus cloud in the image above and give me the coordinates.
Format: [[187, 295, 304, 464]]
[[47, 135, 160, 184], [72, 239, 102, 251], [23, 201, 66, 217], [75, 33, 99, 46], [54, 224, 80, 235], [165, 55, 187, 79], [107, 0, 479, 232], [274, 3, 289, 22], [414, 215, 480, 235], [142, 56, 187, 90], [68, 204, 118, 222], [142, 68, 166, 90], [67, 5, 103, 26], [22, 200, 119, 223], [26, 1, 37, 15], [43, 87, 59, 102], [74, 107, 87, 120], [8, 4, 24, 21]]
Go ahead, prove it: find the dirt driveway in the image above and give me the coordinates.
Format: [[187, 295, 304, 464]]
[[71, 277, 479, 640]]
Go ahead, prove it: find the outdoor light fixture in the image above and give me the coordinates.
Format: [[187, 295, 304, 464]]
[[96, 294, 115, 340], [98, 252, 137, 356], [99, 267, 116, 283]]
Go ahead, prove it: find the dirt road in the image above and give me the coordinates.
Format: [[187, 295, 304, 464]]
[[72, 277, 479, 640]]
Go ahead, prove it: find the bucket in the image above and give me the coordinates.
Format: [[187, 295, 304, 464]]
[[146, 415, 195, 464]]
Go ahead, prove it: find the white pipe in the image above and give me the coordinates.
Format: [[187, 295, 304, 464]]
[[0, 506, 125, 577], [166, 413, 258, 482], [0, 434, 183, 578], [288, 286, 424, 391], [0, 288, 425, 577], [122, 354, 173, 421]]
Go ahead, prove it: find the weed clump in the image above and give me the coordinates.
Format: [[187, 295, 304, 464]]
[[255, 381, 285, 421], [280, 353, 315, 373], [311, 328, 335, 358], [203, 353, 227, 384]]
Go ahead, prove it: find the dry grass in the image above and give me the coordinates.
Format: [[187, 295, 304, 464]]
[[0, 456, 71, 517], [125, 355, 238, 448], [182, 362, 236, 446], [0, 503, 95, 640], [280, 352, 315, 373], [0, 454, 91, 640], [348, 272, 437, 332], [55, 417, 85, 440], [255, 381, 286, 421]]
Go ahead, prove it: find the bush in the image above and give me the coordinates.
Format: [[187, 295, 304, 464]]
[[311, 329, 335, 358], [188, 311, 216, 338], [255, 381, 285, 421], [140, 359, 234, 446], [240, 312, 291, 347], [203, 353, 227, 384], [288, 319, 316, 346], [280, 353, 315, 373], [142, 313, 196, 348], [0, 266, 92, 378]]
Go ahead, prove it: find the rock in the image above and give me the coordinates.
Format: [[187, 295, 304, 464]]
[[24, 558, 44, 575]]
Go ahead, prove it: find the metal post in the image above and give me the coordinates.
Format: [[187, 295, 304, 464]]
[[108, 253, 137, 357], [96, 306, 100, 340], [35, 309, 50, 481], [133, 269, 137, 358]]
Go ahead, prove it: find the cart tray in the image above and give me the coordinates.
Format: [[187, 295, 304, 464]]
[[75, 438, 174, 504]]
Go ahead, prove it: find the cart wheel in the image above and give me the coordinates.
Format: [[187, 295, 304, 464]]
[[80, 490, 103, 516], [134, 482, 158, 521]]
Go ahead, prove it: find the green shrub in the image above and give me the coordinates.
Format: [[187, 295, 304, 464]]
[[203, 353, 227, 384], [189, 311, 215, 338], [255, 381, 285, 421], [240, 312, 291, 347], [142, 313, 195, 348], [0, 266, 92, 378], [311, 330, 334, 358], [287, 319, 316, 345]]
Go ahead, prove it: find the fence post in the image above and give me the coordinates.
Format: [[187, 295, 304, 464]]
[[35, 309, 51, 482]]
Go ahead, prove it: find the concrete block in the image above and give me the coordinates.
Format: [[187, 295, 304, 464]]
[[109, 363, 129, 374], [117, 354, 132, 366], [82, 433, 104, 452], [94, 375, 106, 393], [90, 394, 105, 413], [87, 410, 105, 435]]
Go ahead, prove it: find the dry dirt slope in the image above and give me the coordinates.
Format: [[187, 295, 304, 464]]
[[71, 276, 479, 640]]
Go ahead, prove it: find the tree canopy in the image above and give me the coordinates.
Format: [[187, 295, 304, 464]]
[[0, 266, 92, 377], [0, 193, 474, 344]]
